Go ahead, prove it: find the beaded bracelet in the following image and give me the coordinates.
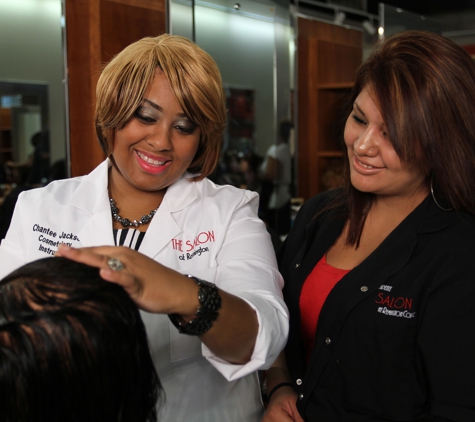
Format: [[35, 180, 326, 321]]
[[168, 275, 222, 336], [267, 381, 294, 402]]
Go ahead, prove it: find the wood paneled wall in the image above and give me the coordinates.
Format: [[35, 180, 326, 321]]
[[297, 18, 362, 200], [65, 0, 166, 177]]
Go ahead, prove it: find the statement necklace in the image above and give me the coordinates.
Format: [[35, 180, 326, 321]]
[[109, 198, 158, 228]]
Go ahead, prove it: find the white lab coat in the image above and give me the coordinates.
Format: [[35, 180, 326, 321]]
[[0, 159, 289, 421]]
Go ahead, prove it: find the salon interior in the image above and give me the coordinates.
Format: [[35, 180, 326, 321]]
[[0, 0, 474, 240]]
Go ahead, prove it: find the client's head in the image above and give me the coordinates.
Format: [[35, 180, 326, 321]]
[[0, 257, 161, 422]]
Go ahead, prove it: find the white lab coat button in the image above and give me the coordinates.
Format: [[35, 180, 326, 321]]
[[296, 379, 302, 385], [325, 337, 331, 345], [360, 286, 369, 292], [299, 393, 304, 400]]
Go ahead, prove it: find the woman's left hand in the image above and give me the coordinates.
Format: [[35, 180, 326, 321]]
[[56, 244, 198, 315]]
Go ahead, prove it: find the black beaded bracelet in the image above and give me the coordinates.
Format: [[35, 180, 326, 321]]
[[267, 382, 294, 402], [168, 275, 222, 336]]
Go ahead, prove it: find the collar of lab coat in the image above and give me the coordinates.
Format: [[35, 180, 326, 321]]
[[68, 159, 199, 258], [69, 159, 198, 212]]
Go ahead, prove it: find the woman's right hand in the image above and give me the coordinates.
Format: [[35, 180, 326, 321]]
[[262, 387, 304, 422], [56, 243, 260, 364], [56, 244, 199, 314]]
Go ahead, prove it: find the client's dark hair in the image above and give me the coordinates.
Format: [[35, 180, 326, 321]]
[[0, 257, 161, 422]]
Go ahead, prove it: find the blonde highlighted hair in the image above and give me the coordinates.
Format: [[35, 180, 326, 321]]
[[95, 34, 227, 179]]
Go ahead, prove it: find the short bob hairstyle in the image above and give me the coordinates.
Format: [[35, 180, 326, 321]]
[[0, 257, 161, 422], [341, 30, 475, 246], [95, 34, 227, 180]]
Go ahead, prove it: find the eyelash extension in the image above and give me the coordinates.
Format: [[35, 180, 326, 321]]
[[352, 114, 366, 124], [134, 110, 155, 123], [176, 125, 195, 134], [133, 108, 197, 133]]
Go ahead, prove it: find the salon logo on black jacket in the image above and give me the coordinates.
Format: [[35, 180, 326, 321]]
[[171, 231, 215, 261], [375, 285, 416, 319]]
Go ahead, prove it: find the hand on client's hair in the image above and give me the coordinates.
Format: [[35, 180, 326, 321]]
[[57, 243, 199, 315]]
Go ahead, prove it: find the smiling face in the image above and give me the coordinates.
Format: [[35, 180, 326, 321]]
[[110, 68, 200, 196], [344, 86, 428, 199]]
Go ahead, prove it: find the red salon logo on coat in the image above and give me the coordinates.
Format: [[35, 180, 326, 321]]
[[171, 231, 215, 261], [375, 285, 416, 319]]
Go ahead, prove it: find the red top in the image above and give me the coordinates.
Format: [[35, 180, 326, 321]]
[[299, 255, 351, 362]]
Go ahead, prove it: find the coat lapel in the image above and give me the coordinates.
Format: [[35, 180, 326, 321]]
[[298, 215, 345, 291], [138, 174, 197, 259], [68, 160, 115, 247]]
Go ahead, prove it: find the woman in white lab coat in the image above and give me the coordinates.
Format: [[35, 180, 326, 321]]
[[0, 34, 288, 421]]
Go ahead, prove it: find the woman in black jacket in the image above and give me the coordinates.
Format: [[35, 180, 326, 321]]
[[263, 30, 475, 422]]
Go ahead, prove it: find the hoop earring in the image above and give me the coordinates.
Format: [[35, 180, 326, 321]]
[[430, 178, 453, 212]]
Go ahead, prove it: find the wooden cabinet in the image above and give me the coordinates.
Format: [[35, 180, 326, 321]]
[[0, 108, 13, 163], [297, 18, 363, 200]]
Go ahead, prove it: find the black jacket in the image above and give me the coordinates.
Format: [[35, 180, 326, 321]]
[[277, 190, 475, 421]]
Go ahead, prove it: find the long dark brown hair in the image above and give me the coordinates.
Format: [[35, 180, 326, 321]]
[[336, 30, 475, 246]]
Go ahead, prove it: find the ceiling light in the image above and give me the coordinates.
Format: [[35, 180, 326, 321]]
[[362, 19, 376, 36], [334, 11, 346, 25]]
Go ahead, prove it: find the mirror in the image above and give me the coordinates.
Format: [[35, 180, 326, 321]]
[[379, 3, 442, 38], [0, 0, 68, 190], [170, 0, 294, 241]]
